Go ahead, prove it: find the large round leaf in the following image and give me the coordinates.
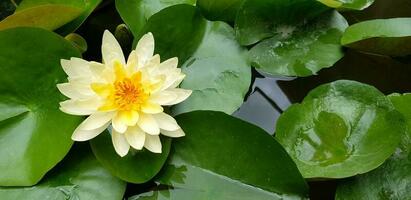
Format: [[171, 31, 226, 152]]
[[141, 4, 251, 115], [276, 80, 405, 178], [0, 0, 86, 31], [0, 27, 82, 186], [341, 18, 411, 56], [0, 144, 126, 199], [335, 93, 411, 200], [235, 0, 329, 46], [317, 0, 374, 10], [90, 130, 171, 184], [197, 0, 243, 22], [249, 11, 347, 77], [115, 0, 196, 37], [131, 111, 308, 200]]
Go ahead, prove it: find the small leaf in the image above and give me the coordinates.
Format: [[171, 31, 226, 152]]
[[276, 80, 406, 178], [90, 130, 171, 184], [335, 93, 411, 200], [65, 33, 87, 53], [130, 111, 308, 200], [249, 11, 348, 77], [0, 144, 126, 199], [0, 27, 82, 186], [341, 18, 411, 56]]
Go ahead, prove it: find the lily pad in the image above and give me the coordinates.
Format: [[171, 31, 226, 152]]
[[0, 144, 126, 199], [115, 0, 196, 37], [197, 0, 243, 22], [235, 0, 329, 46], [130, 111, 308, 200], [140, 5, 251, 115], [317, 0, 374, 10], [276, 80, 405, 178], [0, 27, 82, 186], [90, 130, 171, 184], [341, 18, 411, 56], [335, 93, 411, 200], [0, 0, 85, 31], [249, 11, 348, 77]]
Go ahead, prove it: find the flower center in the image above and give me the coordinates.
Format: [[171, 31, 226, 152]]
[[113, 77, 148, 110]]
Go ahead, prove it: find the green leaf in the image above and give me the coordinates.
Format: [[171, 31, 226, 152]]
[[341, 18, 411, 56], [0, 144, 126, 199], [90, 130, 171, 184], [140, 4, 251, 114], [0, 0, 85, 31], [276, 80, 405, 178], [56, 0, 102, 36], [335, 93, 411, 200], [197, 0, 243, 22], [131, 111, 308, 200], [0, 27, 82, 186], [317, 0, 374, 10], [249, 11, 348, 77], [235, 0, 329, 46], [115, 0, 196, 37]]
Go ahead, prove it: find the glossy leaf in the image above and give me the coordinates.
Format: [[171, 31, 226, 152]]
[[249, 11, 348, 77], [141, 5, 251, 115], [115, 0, 196, 37], [276, 80, 405, 178], [0, 144, 126, 199], [131, 111, 308, 200], [335, 93, 411, 200], [0, 27, 82, 186], [90, 130, 171, 184], [0, 0, 85, 31], [235, 0, 329, 46], [341, 18, 411, 56], [317, 0, 374, 10], [197, 0, 243, 22]]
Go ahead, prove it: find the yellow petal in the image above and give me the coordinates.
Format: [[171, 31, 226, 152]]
[[91, 83, 113, 97], [125, 125, 145, 150], [112, 130, 130, 157], [144, 134, 162, 153], [114, 60, 127, 80], [141, 101, 163, 114]]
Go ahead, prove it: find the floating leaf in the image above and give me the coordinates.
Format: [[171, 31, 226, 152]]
[[115, 0, 196, 37], [90, 130, 171, 184], [0, 144, 126, 199], [249, 11, 348, 77], [317, 0, 374, 10], [235, 0, 328, 46], [0, 0, 86, 31], [276, 80, 405, 178], [140, 5, 251, 114], [130, 111, 308, 200], [197, 0, 243, 22], [335, 93, 411, 200], [341, 18, 411, 56], [0, 27, 82, 186]]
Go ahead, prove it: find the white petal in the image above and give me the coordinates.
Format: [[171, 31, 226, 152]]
[[144, 134, 162, 153], [154, 113, 180, 131], [112, 112, 128, 133], [102, 30, 125, 65], [112, 130, 130, 157], [125, 126, 146, 150], [61, 58, 90, 77], [59, 98, 101, 115], [137, 113, 160, 135], [158, 57, 178, 71], [57, 83, 93, 99], [72, 121, 110, 141], [168, 74, 186, 88], [77, 112, 115, 130], [149, 91, 177, 105], [161, 88, 192, 106], [136, 32, 154, 67], [126, 50, 138, 74], [161, 128, 185, 138]]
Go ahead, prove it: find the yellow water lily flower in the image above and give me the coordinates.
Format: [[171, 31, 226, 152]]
[[57, 30, 192, 157]]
